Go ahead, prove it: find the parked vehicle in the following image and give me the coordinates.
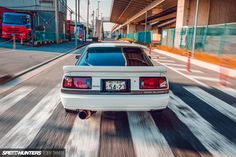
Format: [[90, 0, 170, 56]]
[[66, 20, 74, 41], [60, 43, 169, 119], [66, 20, 85, 41], [0, 6, 15, 37], [2, 12, 31, 40], [1, 7, 64, 44]]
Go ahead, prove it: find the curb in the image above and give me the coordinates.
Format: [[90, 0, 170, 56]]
[[0, 74, 14, 85], [0, 43, 89, 85]]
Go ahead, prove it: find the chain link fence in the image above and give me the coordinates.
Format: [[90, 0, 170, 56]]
[[34, 31, 69, 42], [113, 31, 153, 44], [161, 23, 236, 55]]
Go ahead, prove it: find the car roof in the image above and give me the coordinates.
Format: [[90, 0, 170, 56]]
[[87, 42, 146, 49]]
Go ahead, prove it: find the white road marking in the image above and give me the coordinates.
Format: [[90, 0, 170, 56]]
[[169, 93, 236, 157], [0, 86, 35, 116], [158, 56, 167, 59], [65, 112, 101, 157], [164, 63, 186, 67], [184, 86, 236, 122], [0, 84, 60, 148], [154, 59, 208, 87], [158, 59, 175, 63], [154, 48, 236, 79], [174, 68, 203, 74], [189, 75, 231, 84], [215, 86, 236, 98], [127, 112, 174, 157]]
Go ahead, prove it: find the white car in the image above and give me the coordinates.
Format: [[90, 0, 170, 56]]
[[60, 43, 169, 119]]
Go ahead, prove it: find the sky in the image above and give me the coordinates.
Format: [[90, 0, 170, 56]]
[[67, 0, 115, 31]]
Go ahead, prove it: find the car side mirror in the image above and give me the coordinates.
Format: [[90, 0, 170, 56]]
[[75, 54, 81, 59]]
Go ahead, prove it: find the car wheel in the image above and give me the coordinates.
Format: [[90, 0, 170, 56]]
[[102, 111, 126, 120]]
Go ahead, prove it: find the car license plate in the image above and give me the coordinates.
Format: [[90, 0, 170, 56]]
[[105, 80, 127, 91]]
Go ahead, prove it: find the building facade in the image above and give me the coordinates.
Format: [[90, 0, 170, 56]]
[[0, 0, 67, 35]]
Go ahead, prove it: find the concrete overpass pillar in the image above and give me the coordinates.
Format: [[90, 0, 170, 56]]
[[175, 0, 189, 48], [175, 0, 211, 48], [119, 28, 124, 34], [127, 24, 136, 34], [136, 25, 145, 32]]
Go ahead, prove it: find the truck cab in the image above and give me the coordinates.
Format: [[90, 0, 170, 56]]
[[2, 12, 31, 40]]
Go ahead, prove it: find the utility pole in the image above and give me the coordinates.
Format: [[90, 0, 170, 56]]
[[94, 1, 100, 38], [86, 0, 90, 40], [97, 1, 100, 20], [55, 0, 59, 43], [70, 11, 73, 21], [78, 0, 80, 22], [92, 10, 95, 37], [75, 0, 78, 47], [69, 11, 73, 41], [192, 0, 200, 57], [101, 15, 103, 40]]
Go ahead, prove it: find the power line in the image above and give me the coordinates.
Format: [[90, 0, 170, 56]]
[[6, 1, 87, 23], [58, 0, 87, 23]]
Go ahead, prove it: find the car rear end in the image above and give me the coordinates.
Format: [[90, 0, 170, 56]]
[[60, 66, 169, 111], [60, 44, 169, 111]]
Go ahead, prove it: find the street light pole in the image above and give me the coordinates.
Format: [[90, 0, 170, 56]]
[[75, 0, 78, 47], [55, 0, 59, 44], [86, 0, 90, 40], [144, 10, 148, 43], [192, 0, 200, 57]]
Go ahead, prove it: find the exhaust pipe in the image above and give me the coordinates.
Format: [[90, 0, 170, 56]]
[[78, 110, 95, 119]]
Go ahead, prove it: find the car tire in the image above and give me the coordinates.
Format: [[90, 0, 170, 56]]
[[150, 109, 165, 118]]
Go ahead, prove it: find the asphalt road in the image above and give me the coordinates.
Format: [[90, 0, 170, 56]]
[[0, 45, 235, 157], [0, 41, 81, 78]]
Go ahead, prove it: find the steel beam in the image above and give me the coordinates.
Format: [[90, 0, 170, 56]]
[[112, 0, 165, 33]]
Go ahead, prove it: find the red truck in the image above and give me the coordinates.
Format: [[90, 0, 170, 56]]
[[66, 20, 84, 41], [2, 12, 32, 40], [0, 7, 15, 37]]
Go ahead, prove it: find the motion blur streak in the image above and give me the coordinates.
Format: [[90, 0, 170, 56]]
[[65, 112, 101, 157], [169, 93, 236, 157], [0, 86, 35, 116], [0, 84, 60, 148], [127, 112, 174, 157], [185, 87, 236, 122]]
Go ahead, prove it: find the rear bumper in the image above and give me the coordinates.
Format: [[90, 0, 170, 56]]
[[60, 91, 169, 111]]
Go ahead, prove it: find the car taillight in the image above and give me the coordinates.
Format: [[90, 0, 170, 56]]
[[140, 77, 168, 89], [63, 76, 92, 89]]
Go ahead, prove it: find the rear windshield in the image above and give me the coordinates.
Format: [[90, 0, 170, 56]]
[[78, 47, 153, 66]]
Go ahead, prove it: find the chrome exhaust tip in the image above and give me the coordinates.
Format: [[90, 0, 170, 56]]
[[78, 110, 95, 119]]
